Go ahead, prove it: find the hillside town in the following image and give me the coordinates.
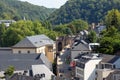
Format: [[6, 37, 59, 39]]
[[1, 0, 120, 80], [0, 20, 120, 80]]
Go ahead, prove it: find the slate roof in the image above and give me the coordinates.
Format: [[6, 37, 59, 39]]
[[9, 73, 35, 80], [72, 41, 90, 51], [100, 54, 120, 64], [0, 53, 52, 71], [13, 34, 54, 48]]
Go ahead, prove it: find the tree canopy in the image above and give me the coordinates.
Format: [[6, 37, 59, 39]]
[[53, 19, 88, 35], [99, 9, 120, 54], [0, 0, 55, 21], [0, 20, 64, 47], [48, 0, 120, 25]]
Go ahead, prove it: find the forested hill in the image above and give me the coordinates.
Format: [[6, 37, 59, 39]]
[[48, 0, 120, 25], [0, 0, 55, 21]]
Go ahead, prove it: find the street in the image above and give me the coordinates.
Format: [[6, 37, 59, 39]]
[[57, 47, 74, 80]]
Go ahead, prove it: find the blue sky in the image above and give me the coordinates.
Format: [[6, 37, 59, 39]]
[[19, 0, 68, 8]]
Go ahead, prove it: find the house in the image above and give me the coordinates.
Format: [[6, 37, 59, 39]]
[[90, 23, 106, 37], [12, 34, 55, 62], [0, 20, 16, 27], [0, 53, 53, 79], [105, 70, 120, 80], [96, 54, 120, 80], [32, 65, 54, 80], [71, 40, 91, 61], [75, 53, 102, 80], [74, 53, 120, 80]]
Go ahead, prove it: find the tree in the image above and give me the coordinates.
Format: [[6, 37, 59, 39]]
[[67, 24, 76, 34], [64, 27, 73, 36], [4, 66, 15, 77], [88, 30, 97, 43], [99, 26, 120, 54], [0, 23, 6, 47], [105, 9, 120, 30], [70, 19, 88, 33]]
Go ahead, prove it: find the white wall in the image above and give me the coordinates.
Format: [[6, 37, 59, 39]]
[[36, 46, 45, 54], [75, 67, 84, 79], [84, 59, 102, 80], [32, 65, 54, 80], [12, 46, 46, 54], [12, 48, 36, 54], [97, 69, 114, 80]]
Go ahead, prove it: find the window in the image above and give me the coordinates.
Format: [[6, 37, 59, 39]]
[[103, 78, 106, 80], [18, 50, 21, 53], [76, 68, 84, 75], [27, 50, 30, 53]]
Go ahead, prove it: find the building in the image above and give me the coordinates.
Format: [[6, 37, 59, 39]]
[[74, 53, 120, 80], [12, 34, 55, 62], [71, 40, 91, 61], [0, 20, 16, 27], [106, 70, 120, 80], [97, 54, 120, 80], [32, 65, 54, 80], [56, 36, 73, 52], [0, 53, 53, 79], [75, 53, 102, 80]]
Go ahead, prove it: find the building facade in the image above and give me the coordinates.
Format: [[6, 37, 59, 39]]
[[12, 34, 55, 62], [75, 53, 102, 80]]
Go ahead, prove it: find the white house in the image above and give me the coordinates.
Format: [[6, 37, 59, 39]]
[[75, 53, 102, 80], [32, 65, 54, 80], [0, 20, 16, 27]]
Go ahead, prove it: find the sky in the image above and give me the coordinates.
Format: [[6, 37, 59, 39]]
[[19, 0, 68, 8]]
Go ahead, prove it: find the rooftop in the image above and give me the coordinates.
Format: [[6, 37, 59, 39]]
[[101, 54, 120, 64], [72, 40, 90, 51], [0, 53, 52, 71], [76, 53, 102, 64], [13, 34, 54, 48]]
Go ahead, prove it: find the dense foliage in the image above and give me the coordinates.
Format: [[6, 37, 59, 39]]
[[48, 0, 120, 25], [54, 19, 88, 34], [0, 20, 64, 47], [99, 9, 120, 54], [0, 0, 55, 21]]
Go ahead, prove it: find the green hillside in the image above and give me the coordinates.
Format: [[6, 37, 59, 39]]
[[0, 0, 55, 21], [48, 0, 120, 25]]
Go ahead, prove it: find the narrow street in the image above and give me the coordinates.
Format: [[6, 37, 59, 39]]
[[57, 46, 73, 80]]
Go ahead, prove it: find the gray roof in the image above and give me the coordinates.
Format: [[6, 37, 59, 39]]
[[9, 73, 35, 80], [100, 54, 120, 64], [72, 42, 90, 51], [13, 34, 54, 48], [0, 47, 12, 54], [0, 53, 52, 71]]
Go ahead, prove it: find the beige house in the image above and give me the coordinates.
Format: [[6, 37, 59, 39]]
[[12, 34, 55, 62]]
